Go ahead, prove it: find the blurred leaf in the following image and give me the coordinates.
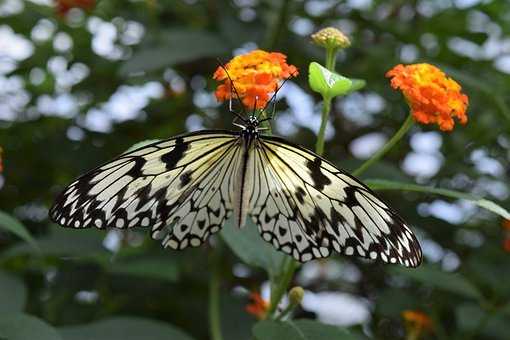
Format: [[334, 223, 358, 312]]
[[253, 319, 359, 340], [0, 271, 26, 313], [0, 314, 62, 340], [59, 317, 195, 340], [119, 30, 229, 76], [108, 257, 179, 282], [456, 303, 508, 338], [391, 265, 483, 300], [3, 226, 106, 260], [365, 179, 510, 219], [0, 210, 38, 251], [220, 219, 286, 276], [308, 62, 352, 100]]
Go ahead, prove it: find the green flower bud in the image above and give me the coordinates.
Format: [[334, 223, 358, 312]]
[[289, 286, 304, 306], [311, 27, 351, 50]]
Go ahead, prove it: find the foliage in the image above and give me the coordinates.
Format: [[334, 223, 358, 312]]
[[1, 1, 510, 339]]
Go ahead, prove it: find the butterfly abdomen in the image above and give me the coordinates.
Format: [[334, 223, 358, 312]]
[[233, 132, 256, 228]]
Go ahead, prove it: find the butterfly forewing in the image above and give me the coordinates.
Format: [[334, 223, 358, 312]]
[[50, 130, 240, 249], [249, 135, 422, 267]]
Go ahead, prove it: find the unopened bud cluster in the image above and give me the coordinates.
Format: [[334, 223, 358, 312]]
[[311, 27, 351, 50]]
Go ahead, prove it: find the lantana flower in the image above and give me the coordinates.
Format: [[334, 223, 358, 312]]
[[213, 50, 298, 109], [402, 309, 433, 340], [56, 0, 95, 16], [245, 291, 269, 320], [386, 63, 468, 131]]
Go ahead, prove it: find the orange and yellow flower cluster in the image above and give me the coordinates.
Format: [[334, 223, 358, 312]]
[[386, 63, 468, 131], [245, 291, 269, 320], [213, 50, 298, 109], [402, 309, 433, 339]]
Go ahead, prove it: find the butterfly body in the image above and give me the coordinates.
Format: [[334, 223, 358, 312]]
[[50, 117, 422, 267]]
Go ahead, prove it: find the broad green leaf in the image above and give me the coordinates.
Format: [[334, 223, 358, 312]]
[[308, 62, 352, 100], [391, 265, 483, 300], [0, 271, 26, 313], [253, 320, 359, 340], [365, 179, 510, 220], [0, 314, 62, 340], [59, 317, 195, 340], [220, 219, 286, 276], [119, 30, 229, 76], [108, 257, 179, 282], [0, 210, 38, 251]]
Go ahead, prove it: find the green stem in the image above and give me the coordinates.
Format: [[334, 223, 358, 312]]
[[315, 47, 338, 156], [315, 99, 331, 156], [209, 244, 223, 340], [267, 257, 297, 318], [352, 113, 414, 177], [325, 47, 338, 71]]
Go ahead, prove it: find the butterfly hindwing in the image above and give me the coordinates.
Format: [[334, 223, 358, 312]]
[[50, 130, 240, 249], [249, 135, 422, 267]]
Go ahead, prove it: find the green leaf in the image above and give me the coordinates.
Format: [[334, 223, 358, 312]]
[[253, 320, 359, 340], [0, 210, 38, 251], [59, 317, 195, 340], [108, 257, 179, 282], [119, 30, 229, 76], [365, 179, 510, 220], [3, 226, 106, 260], [308, 62, 352, 100], [348, 78, 366, 92], [0, 271, 26, 313], [391, 265, 483, 300], [220, 219, 286, 276], [0, 314, 62, 340]]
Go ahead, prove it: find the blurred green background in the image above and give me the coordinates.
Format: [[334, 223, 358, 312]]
[[0, 0, 509, 339]]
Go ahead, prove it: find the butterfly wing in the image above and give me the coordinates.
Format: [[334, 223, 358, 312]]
[[249, 135, 422, 267], [50, 130, 242, 250]]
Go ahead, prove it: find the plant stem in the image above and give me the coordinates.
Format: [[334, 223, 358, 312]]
[[315, 99, 331, 156], [209, 243, 223, 340], [267, 256, 296, 318], [352, 113, 414, 177], [315, 47, 338, 156]]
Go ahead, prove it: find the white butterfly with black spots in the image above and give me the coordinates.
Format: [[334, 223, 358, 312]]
[[50, 116, 422, 267]]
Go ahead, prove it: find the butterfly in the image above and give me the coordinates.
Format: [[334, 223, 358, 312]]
[[49, 109, 422, 267]]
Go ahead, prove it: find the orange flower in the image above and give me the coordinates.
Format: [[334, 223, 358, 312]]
[[56, 0, 95, 16], [386, 64, 468, 131], [245, 291, 269, 320], [502, 220, 510, 252], [213, 50, 298, 109], [402, 310, 433, 340]]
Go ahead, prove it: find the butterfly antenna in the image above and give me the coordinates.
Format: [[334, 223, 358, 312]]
[[217, 59, 247, 123], [259, 71, 297, 122]]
